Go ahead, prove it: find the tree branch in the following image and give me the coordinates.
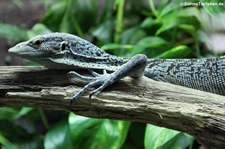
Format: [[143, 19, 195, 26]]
[[0, 66, 224, 148]]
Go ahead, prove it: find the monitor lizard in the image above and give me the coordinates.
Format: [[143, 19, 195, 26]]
[[8, 32, 225, 105]]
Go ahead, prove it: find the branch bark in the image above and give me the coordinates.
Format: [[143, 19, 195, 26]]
[[0, 66, 224, 148]]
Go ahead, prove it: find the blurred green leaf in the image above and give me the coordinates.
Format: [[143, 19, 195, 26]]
[[156, 45, 191, 58], [17, 108, 33, 117], [0, 119, 36, 144], [121, 27, 147, 44], [69, 113, 130, 149], [4, 135, 43, 149], [92, 20, 115, 43], [101, 43, 133, 51], [145, 124, 193, 149], [0, 133, 14, 148], [13, 0, 23, 8], [71, 0, 97, 32], [58, 1, 83, 35], [1, 135, 43, 149], [59, 9, 71, 33], [114, 0, 125, 42], [42, 0, 97, 36], [156, 14, 200, 35], [160, 133, 194, 149], [68, 114, 101, 140], [141, 18, 155, 28], [177, 7, 200, 18], [148, 0, 158, 17], [123, 122, 146, 149], [179, 24, 196, 35], [0, 23, 28, 41], [0, 108, 49, 148], [98, 0, 114, 23], [27, 23, 52, 38], [0, 108, 18, 120], [41, 0, 67, 31], [158, 2, 180, 18], [44, 120, 73, 149], [132, 36, 168, 55]]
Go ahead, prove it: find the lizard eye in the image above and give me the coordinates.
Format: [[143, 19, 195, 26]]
[[60, 41, 67, 51], [33, 39, 42, 46], [35, 40, 41, 45]]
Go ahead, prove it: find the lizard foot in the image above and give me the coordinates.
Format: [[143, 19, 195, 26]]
[[68, 69, 114, 106]]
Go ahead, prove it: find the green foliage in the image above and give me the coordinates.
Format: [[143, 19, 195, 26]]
[[0, 23, 28, 42], [156, 45, 191, 58], [41, 0, 98, 36], [145, 125, 194, 149], [44, 120, 73, 149], [0, 108, 44, 149], [69, 113, 130, 149], [1, 0, 224, 148], [132, 37, 168, 56]]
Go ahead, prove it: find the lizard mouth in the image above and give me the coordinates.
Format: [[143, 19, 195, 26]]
[[8, 42, 44, 58]]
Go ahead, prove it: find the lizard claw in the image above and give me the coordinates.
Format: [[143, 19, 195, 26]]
[[69, 69, 114, 106], [89, 82, 109, 99]]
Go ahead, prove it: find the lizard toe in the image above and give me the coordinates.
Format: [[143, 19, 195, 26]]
[[68, 71, 95, 81]]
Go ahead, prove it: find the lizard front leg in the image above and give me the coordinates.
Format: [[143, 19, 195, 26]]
[[68, 54, 147, 106]]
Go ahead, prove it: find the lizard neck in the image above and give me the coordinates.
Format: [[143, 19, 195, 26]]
[[46, 34, 130, 71]]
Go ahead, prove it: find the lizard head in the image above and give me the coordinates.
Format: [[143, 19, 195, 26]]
[[9, 32, 120, 70], [8, 33, 68, 60]]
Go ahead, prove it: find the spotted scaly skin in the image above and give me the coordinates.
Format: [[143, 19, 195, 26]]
[[8, 33, 225, 103], [145, 58, 225, 95]]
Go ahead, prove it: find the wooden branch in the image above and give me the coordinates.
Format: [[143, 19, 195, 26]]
[[0, 66, 224, 148]]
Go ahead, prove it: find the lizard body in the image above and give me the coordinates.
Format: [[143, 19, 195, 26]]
[[9, 33, 225, 104]]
